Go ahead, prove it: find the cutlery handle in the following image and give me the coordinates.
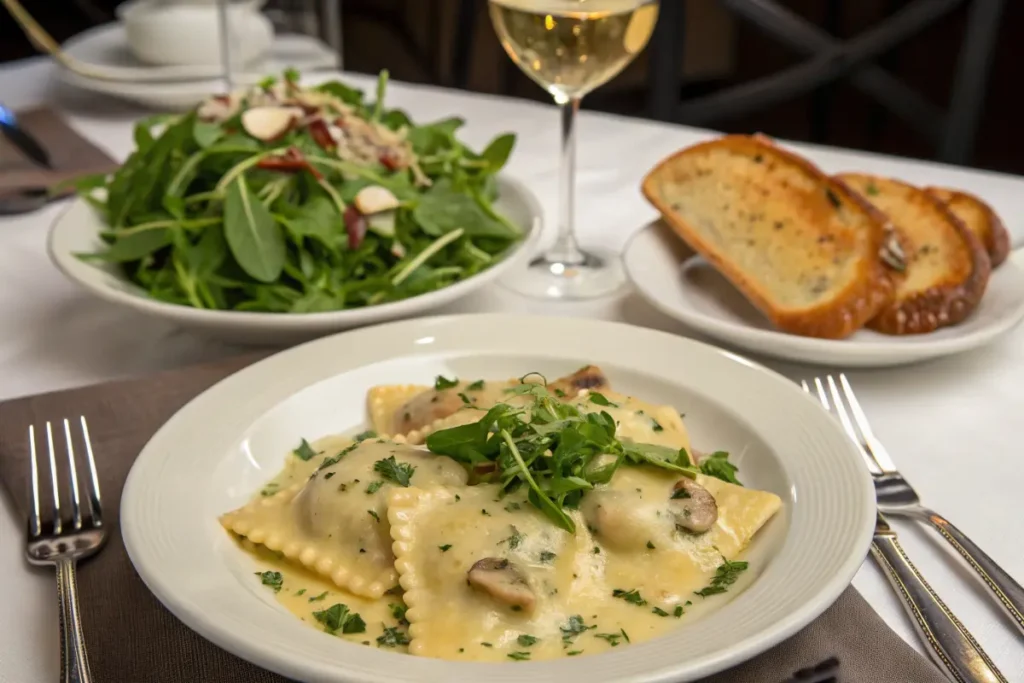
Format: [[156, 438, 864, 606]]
[[922, 510, 1024, 637], [871, 535, 1006, 683], [56, 558, 93, 683]]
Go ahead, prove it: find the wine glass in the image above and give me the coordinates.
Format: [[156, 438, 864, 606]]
[[489, 0, 659, 299]]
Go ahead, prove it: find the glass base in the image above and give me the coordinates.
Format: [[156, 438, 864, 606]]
[[500, 247, 626, 300]]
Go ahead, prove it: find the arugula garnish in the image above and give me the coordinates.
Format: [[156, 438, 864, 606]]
[[699, 451, 742, 485], [588, 392, 615, 407], [434, 375, 459, 390], [312, 603, 366, 634], [365, 480, 384, 495], [255, 570, 282, 592], [694, 557, 749, 598], [293, 438, 318, 461], [424, 378, 701, 532], [467, 380, 485, 391], [373, 456, 416, 487]]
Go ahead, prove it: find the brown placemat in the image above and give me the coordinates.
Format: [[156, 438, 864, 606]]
[[0, 107, 119, 196], [0, 354, 947, 683]]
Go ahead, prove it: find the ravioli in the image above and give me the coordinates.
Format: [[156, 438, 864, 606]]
[[220, 438, 467, 598], [581, 466, 781, 605], [388, 485, 612, 661], [563, 389, 691, 452]]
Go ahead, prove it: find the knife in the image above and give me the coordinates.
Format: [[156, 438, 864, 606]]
[[0, 105, 52, 169]]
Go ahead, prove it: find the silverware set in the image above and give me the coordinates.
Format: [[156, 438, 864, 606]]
[[802, 374, 1022, 683], [25, 417, 105, 683]]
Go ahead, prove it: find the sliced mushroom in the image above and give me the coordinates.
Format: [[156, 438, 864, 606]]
[[197, 93, 240, 122], [241, 105, 302, 142], [669, 478, 718, 533], [354, 186, 401, 215], [467, 558, 535, 612], [549, 365, 609, 396]]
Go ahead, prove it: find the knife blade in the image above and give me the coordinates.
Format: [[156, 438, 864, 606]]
[[0, 105, 52, 169]]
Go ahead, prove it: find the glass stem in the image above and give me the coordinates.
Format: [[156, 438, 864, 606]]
[[547, 96, 585, 265], [216, 0, 234, 91]]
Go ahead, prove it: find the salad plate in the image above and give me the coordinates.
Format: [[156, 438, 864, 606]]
[[49, 73, 542, 345], [120, 313, 875, 682]]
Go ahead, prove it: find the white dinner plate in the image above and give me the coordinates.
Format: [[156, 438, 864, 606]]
[[120, 313, 875, 683], [58, 25, 338, 110], [625, 220, 1024, 368], [48, 176, 542, 345]]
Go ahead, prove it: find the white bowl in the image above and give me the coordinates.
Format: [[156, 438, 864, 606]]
[[117, 0, 273, 68], [120, 313, 875, 682], [48, 176, 542, 345]]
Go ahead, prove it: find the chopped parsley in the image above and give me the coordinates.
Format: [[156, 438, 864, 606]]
[[560, 615, 595, 643], [517, 634, 539, 647], [434, 375, 458, 390], [454, 494, 461, 502], [651, 606, 669, 617], [504, 501, 522, 512], [481, 508, 491, 516], [825, 187, 842, 209], [367, 509, 381, 523], [592, 546, 600, 554], [295, 588, 306, 596], [866, 182, 880, 196], [612, 588, 646, 606], [255, 571, 282, 592], [539, 550, 557, 563], [354, 430, 377, 442], [480, 642, 493, 647], [595, 632, 624, 647], [439, 544, 452, 552], [260, 482, 279, 497], [293, 438, 318, 461], [694, 557, 749, 598], [389, 603, 408, 626], [699, 451, 742, 485], [308, 591, 328, 602], [567, 650, 582, 656], [498, 526, 523, 550], [376, 626, 410, 647], [312, 603, 366, 634], [507, 651, 531, 660], [467, 380, 485, 390], [458, 392, 475, 406], [588, 392, 615, 407], [323, 472, 335, 480], [318, 442, 360, 471], [651, 419, 664, 432], [674, 605, 685, 617], [374, 456, 416, 487], [646, 540, 656, 549], [365, 480, 385, 495]]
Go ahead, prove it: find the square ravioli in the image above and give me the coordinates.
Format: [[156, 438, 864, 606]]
[[220, 438, 467, 598]]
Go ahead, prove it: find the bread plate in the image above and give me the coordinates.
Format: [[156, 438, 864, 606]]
[[625, 221, 1024, 368], [120, 313, 874, 682]]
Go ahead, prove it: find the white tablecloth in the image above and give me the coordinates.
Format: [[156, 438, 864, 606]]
[[1, 57, 1022, 682]]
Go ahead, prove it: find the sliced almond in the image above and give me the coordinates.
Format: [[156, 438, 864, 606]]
[[241, 105, 302, 142], [354, 185, 400, 214]]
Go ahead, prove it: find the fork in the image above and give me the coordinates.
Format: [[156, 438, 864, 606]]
[[27, 418, 106, 683], [803, 376, 1006, 683]]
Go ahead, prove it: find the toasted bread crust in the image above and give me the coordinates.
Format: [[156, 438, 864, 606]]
[[642, 135, 897, 339], [840, 175, 991, 335], [926, 187, 1010, 268]]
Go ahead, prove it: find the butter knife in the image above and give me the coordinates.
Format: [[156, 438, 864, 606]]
[[871, 513, 1006, 683]]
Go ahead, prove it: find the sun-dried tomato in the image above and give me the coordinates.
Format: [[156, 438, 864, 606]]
[[344, 205, 367, 250]]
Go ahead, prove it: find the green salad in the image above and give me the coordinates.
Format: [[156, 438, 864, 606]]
[[72, 70, 522, 312]]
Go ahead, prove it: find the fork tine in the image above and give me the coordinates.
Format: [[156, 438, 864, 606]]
[[838, 374, 896, 472], [79, 417, 103, 525], [45, 421, 62, 535], [812, 377, 831, 411], [28, 425, 41, 537], [826, 375, 884, 476], [63, 419, 83, 530]]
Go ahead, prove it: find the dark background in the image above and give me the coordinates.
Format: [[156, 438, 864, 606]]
[[3, 0, 1020, 174]]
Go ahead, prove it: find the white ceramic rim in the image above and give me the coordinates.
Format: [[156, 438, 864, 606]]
[[121, 313, 876, 683], [47, 176, 543, 330], [624, 221, 1024, 367]]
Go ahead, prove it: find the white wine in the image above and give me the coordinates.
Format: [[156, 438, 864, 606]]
[[489, 0, 659, 101]]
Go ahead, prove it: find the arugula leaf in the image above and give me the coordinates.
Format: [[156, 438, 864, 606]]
[[467, 379, 485, 390], [373, 456, 416, 487], [414, 181, 520, 239], [224, 175, 285, 282], [699, 451, 742, 485], [481, 133, 516, 171]]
